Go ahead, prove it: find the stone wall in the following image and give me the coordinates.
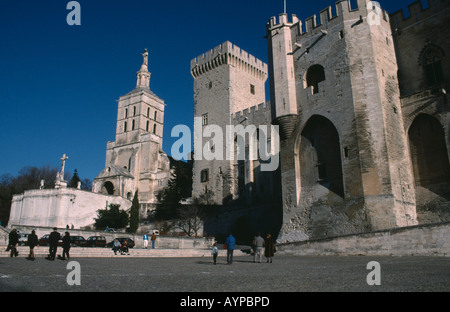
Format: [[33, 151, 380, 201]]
[[276, 222, 450, 257], [8, 188, 132, 229]]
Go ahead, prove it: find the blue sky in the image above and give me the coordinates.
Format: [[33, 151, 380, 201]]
[[0, 0, 419, 181]]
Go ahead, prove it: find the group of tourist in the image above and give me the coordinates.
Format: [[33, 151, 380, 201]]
[[212, 233, 276, 265], [6, 227, 70, 261]]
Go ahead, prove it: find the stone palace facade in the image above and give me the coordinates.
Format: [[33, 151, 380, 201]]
[[192, 0, 449, 242]]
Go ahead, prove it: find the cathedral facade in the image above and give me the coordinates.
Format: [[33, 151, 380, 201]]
[[93, 50, 171, 211]]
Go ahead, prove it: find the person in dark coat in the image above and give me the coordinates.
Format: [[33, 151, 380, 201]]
[[8, 229, 19, 257], [27, 230, 39, 260], [225, 234, 236, 265], [60, 232, 71, 260], [264, 234, 275, 263], [47, 227, 61, 261]]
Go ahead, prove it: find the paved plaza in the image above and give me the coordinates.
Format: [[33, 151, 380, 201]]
[[0, 255, 448, 293]]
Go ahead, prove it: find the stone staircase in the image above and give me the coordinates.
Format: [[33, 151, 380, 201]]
[[0, 245, 248, 258]]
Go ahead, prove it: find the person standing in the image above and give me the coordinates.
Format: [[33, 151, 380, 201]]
[[143, 233, 149, 249], [211, 243, 219, 265], [8, 228, 19, 257], [47, 227, 61, 261], [225, 234, 236, 264], [61, 232, 71, 260], [264, 234, 275, 263], [253, 233, 265, 263], [151, 232, 157, 249], [27, 230, 39, 260]]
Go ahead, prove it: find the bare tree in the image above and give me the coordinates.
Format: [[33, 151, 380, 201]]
[[176, 205, 205, 237], [193, 189, 215, 205]]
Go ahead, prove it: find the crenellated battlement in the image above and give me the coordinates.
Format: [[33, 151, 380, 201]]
[[267, 0, 390, 37], [389, 0, 449, 31], [231, 101, 271, 122], [190, 41, 268, 80]]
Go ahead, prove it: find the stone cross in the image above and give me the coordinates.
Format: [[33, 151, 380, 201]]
[[60, 154, 69, 178]]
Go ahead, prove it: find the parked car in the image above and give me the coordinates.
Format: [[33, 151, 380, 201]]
[[70, 236, 87, 247], [38, 234, 50, 246], [38, 234, 63, 246], [86, 236, 107, 247], [106, 237, 135, 248], [18, 233, 31, 246]]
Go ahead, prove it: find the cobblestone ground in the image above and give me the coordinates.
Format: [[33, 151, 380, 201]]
[[1, 255, 449, 293]]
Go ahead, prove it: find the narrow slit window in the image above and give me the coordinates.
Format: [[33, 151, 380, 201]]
[[343, 147, 349, 158], [201, 169, 209, 182]]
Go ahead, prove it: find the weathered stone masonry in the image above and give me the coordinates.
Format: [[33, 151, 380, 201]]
[[266, 0, 449, 243]]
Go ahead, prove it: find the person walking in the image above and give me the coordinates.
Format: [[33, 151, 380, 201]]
[[143, 233, 149, 249], [264, 234, 275, 263], [27, 230, 39, 261], [47, 227, 61, 261], [8, 228, 19, 258], [211, 243, 219, 265], [225, 234, 236, 264], [151, 232, 157, 249], [253, 233, 265, 263], [60, 232, 71, 260]]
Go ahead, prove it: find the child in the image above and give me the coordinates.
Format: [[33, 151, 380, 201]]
[[211, 243, 219, 265]]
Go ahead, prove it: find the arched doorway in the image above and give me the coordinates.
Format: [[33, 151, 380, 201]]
[[305, 64, 325, 94], [409, 114, 450, 222], [408, 114, 450, 187], [299, 115, 344, 197], [101, 181, 115, 195]]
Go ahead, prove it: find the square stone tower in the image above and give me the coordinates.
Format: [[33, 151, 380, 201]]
[[266, 0, 418, 242], [93, 50, 171, 209], [190, 41, 271, 204]]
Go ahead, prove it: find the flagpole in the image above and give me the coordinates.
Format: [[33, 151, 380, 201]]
[[284, 0, 286, 14]]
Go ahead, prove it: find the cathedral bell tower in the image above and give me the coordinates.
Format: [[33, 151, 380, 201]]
[[93, 50, 170, 207]]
